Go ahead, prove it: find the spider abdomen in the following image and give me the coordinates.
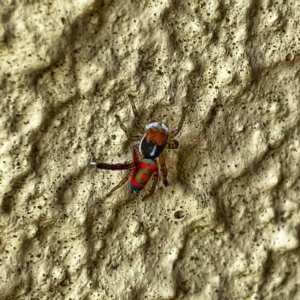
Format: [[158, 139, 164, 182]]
[[130, 159, 158, 192]]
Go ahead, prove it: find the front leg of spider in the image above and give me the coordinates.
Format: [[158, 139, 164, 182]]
[[128, 96, 145, 134], [115, 115, 142, 142], [169, 106, 186, 138], [114, 96, 145, 141]]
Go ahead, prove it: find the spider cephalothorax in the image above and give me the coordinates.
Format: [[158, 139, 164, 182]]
[[139, 122, 170, 159], [89, 99, 185, 199]]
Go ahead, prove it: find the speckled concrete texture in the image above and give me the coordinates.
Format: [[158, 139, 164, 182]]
[[1, 0, 300, 299]]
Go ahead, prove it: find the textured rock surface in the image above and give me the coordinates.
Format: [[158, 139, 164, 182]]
[[1, 0, 300, 299]]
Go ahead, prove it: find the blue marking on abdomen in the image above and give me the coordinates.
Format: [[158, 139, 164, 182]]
[[130, 182, 142, 192]]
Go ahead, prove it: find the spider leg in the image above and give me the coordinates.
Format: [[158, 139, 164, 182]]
[[90, 147, 140, 197], [166, 139, 179, 149], [129, 96, 145, 134], [91, 161, 136, 170], [142, 167, 158, 201], [115, 115, 142, 141], [106, 170, 133, 197], [169, 107, 186, 138], [132, 146, 139, 164], [158, 152, 168, 187]]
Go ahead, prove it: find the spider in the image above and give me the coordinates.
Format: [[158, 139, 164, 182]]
[[89, 99, 186, 199]]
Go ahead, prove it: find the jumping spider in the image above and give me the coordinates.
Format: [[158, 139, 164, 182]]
[[90, 99, 186, 199]]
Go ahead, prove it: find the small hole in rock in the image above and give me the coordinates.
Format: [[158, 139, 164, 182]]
[[286, 53, 294, 61], [174, 210, 185, 219]]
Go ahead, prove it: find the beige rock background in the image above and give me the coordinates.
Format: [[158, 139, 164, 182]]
[[1, 0, 300, 299]]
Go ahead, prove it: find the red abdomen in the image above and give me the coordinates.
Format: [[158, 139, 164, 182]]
[[130, 159, 157, 192]]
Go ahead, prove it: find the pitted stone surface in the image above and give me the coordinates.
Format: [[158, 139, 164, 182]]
[[1, 1, 300, 299]]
